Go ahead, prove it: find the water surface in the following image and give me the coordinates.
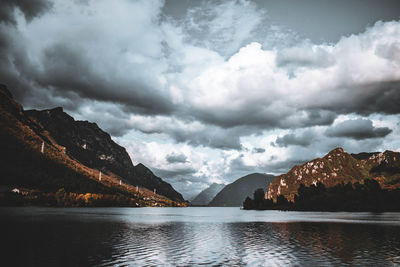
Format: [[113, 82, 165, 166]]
[[1, 207, 400, 266]]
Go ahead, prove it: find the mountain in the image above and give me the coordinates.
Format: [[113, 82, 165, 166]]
[[25, 107, 183, 202], [0, 84, 184, 204], [265, 147, 400, 201], [25, 107, 135, 182], [209, 173, 275, 207], [191, 183, 225, 205], [0, 86, 114, 195]]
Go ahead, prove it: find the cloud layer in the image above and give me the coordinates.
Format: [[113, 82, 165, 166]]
[[1, 0, 400, 197], [325, 119, 392, 140]]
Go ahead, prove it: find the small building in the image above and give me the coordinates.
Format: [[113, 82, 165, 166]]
[[11, 188, 20, 194]]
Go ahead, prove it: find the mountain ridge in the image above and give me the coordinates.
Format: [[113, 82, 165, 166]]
[[265, 147, 400, 201], [0, 84, 184, 204], [209, 173, 275, 207], [191, 183, 225, 206]]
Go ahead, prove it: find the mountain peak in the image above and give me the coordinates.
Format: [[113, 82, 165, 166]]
[[329, 147, 346, 154], [0, 84, 13, 99], [135, 163, 154, 176], [49, 107, 64, 113], [190, 183, 226, 205], [266, 147, 400, 202], [323, 147, 352, 161], [135, 163, 148, 170]]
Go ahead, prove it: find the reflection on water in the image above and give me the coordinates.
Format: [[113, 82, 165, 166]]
[[1, 207, 400, 266]]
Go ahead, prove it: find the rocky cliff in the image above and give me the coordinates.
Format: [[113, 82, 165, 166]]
[[0, 84, 184, 203], [26, 107, 135, 181], [265, 147, 400, 201]]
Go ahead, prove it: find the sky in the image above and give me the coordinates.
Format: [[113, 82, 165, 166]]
[[1, 0, 400, 199]]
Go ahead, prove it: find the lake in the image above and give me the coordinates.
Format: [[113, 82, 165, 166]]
[[1, 207, 400, 266]]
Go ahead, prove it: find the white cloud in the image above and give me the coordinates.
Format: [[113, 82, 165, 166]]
[[184, 21, 400, 128]]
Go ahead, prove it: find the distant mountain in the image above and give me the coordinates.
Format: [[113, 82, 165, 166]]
[[266, 147, 400, 201], [0, 84, 184, 204], [209, 173, 275, 207], [191, 183, 225, 205]]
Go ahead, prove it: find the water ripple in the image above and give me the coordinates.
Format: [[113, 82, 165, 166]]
[[1, 207, 400, 266]]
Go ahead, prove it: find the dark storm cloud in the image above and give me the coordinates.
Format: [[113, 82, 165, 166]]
[[355, 82, 400, 115], [153, 167, 197, 179], [177, 128, 243, 150], [274, 130, 316, 147], [0, 0, 174, 119], [166, 153, 188, 163], [0, 0, 52, 24], [281, 110, 337, 128], [133, 119, 246, 150], [196, 106, 337, 130], [37, 43, 173, 115], [0, 24, 40, 104], [325, 119, 392, 140], [253, 148, 265, 153], [0, 23, 84, 114], [312, 81, 400, 116]]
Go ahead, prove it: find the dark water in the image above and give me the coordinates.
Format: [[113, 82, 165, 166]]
[[1, 207, 400, 266]]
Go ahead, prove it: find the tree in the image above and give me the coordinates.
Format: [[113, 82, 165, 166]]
[[243, 196, 254, 209], [253, 188, 265, 202], [276, 195, 289, 207], [55, 188, 67, 206]]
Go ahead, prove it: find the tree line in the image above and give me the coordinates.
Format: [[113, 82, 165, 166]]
[[243, 179, 400, 211], [0, 188, 141, 207]]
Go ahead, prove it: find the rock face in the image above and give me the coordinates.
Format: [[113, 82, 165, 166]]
[[0, 84, 184, 202], [209, 173, 275, 207], [26, 108, 135, 180], [265, 147, 400, 201], [191, 183, 225, 206], [0, 85, 113, 194]]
